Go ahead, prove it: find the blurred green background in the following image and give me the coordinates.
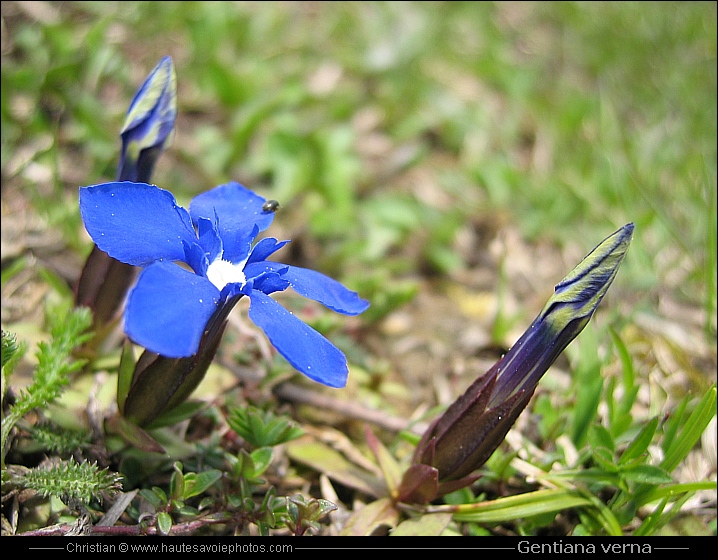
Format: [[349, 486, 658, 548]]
[[1, 2, 715, 402]]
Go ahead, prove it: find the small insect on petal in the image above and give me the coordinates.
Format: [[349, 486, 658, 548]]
[[262, 200, 280, 213]]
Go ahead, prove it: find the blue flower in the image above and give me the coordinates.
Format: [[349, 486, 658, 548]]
[[79, 181, 369, 388]]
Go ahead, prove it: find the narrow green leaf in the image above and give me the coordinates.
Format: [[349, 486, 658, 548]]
[[661, 386, 716, 473], [636, 481, 718, 508], [661, 395, 688, 456], [549, 467, 623, 487], [286, 439, 385, 498], [592, 447, 618, 472], [146, 400, 208, 429], [618, 416, 659, 466], [620, 464, 673, 485], [0, 255, 27, 285], [634, 496, 669, 536], [450, 489, 592, 524], [249, 410, 266, 443], [574, 487, 624, 536], [571, 366, 603, 447], [339, 497, 400, 536], [390, 512, 453, 536], [589, 424, 615, 453], [365, 426, 403, 497], [609, 327, 635, 393], [116, 340, 135, 415], [105, 414, 165, 454], [608, 328, 639, 434]]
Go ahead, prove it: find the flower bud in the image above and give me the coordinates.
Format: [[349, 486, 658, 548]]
[[401, 223, 634, 501]]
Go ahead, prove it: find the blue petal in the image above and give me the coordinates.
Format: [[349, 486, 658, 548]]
[[125, 262, 220, 358], [242, 268, 290, 295], [248, 263, 369, 315], [247, 290, 349, 388], [183, 240, 209, 276], [189, 182, 274, 261], [247, 237, 291, 264], [196, 216, 223, 263], [79, 182, 197, 267]]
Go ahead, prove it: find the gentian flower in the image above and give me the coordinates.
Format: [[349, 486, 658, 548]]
[[76, 56, 177, 329], [399, 223, 634, 503], [79, 181, 369, 389]]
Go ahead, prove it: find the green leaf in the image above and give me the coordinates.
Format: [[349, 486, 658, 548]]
[[634, 496, 669, 536], [19, 458, 122, 506], [390, 512, 453, 536], [234, 449, 255, 479], [249, 447, 274, 477], [227, 405, 304, 448], [286, 438, 385, 498], [618, 416, 659, 466], [661, 386, 716, 473], [608, 327, 638, 431], [105, 414, 166, 454], [183, 469, 223, 499], [450, 488, 593, 524], [116, 340, 135, 415], [592, 446, 618, 472], [365, 426, 403, 498], [139, 488, 165, 509], [661, 395, 688, 456], [589, 424, 615, 453], [609, 327, 635, 393], [146, 400, 208, 429], [170, 462, 185, 501], [571, 359, 603, 447], [339, 497, 400, 536], [550, 467, 623, 487], [157, 512, 173, 535], [2, 307, 92, 462], [638, 481, 718, 507], [1, 330, 20, 370], [620, 465, 673, 485]]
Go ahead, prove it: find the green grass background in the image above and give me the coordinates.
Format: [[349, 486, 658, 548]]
[[3, 1, 715, 321]]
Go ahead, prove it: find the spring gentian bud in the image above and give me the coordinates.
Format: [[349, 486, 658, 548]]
[[117, 56, 178, 182], [399, 223, 634, 503]]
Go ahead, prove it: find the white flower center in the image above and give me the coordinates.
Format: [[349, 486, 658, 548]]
[[206, 258, 247, 291]]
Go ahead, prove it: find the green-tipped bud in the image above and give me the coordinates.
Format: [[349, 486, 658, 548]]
[[117, 56, 177, 182], [488, 222, 634, 408], [401, 223, 634, 502]]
